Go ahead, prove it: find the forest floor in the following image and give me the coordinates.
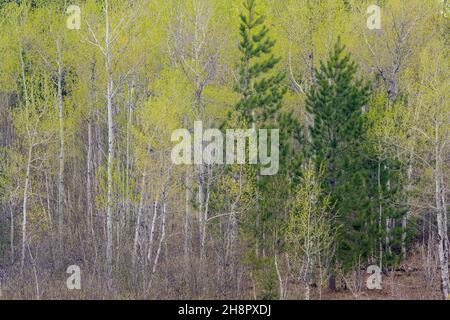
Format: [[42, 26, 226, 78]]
[[0, 246, 445, 300], [322, 249, 443, 300]]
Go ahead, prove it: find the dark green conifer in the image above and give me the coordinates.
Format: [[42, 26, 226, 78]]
[[306, 37, 372, 271]]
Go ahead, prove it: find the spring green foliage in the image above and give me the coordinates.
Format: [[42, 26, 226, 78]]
[[0, 0, 447, 299], [286, 162, 335, 297]]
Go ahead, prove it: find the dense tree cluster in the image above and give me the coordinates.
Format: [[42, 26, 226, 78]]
[[0, 0, 448, 300]]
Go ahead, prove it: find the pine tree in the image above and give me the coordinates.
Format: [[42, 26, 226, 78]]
[[234, 0, 303, 182], [306, 38, 372, 275], [234, 0, 286, 127], [230, 0, 290, 299]]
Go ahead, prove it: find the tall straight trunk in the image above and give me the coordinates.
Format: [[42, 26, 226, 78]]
[[147, 199, 159, 263], [385, 164, 392, 258], [378, 161, 383, 268], [124, 84, 134, 232], [87, 58, 96, 237], [184, 172, 191, 260], [86, 109, 93, 233], [149, 193, 167, 290], [304, 198, 313, 300], [436, 174, 449, 300], [435, 122, 449, 300], [105, 0, 114, 277], [230, 205, 238, 291], [229, 166, 244, 294], [402, 156, 413, 259], [132, 172, 146, 268], [9, 200, 14, 264], [202, 167, 211, 260], [440, 172, 449, 267], [19, 46, 31, 275], [198, 163, 206, 263], [307, 0, 315, 85], [56, 41, 65, 257], [21, 145, 32, 274], [385, 217, 392, 256], [274, 250, 284, 300]]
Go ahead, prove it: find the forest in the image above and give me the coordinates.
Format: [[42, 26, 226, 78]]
[[0, 0, 448, 300]]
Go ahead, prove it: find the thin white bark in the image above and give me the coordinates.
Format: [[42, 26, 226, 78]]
[[9, 200, 14, 264], [19, 45, 31, 275], [198, 163, 206, 263], [147, 199, 159, 263], [274, 251, 285, 300], [87, 58, 96, 237], [21, 145, 32, 274], [378, 161, 383, 268], [56, 40, 65, 257], [124, 84, 134, 231], [132, 172, 146, 268], [27, 242, 39, 299], [105, 0, 114, 277], [184, 172, 191, 260], [434, 121, 449, 300], [149, 194, 167, 290], [402, 156, 413, 259]]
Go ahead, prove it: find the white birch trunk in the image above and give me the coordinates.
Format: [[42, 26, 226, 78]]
[[274, 251, 284, 300], [19, 46, 31, 275], [147, 199, 159, 263], [124, 85, 134, 231], [149, 194, 167, 289], [184, 172, 191, 260], [402, 157, 413, 259], [21, 145, 32, 274], [378, 161, 383, 268], [86, 59, 96, 237], [105, 0, 114, 277], [132, 173, 146, 268], [9, 200, 14, 264], [198, 164, 206, 263], [435, 121, 449, 300], [56, 41, 65, 257]]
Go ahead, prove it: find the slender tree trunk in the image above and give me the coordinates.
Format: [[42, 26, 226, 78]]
[[147, 199, 159, 263], [27, 242, 39, 299], [21, 145, 32, 274], [9, 200, 14, 264], [198, 163, 206, 264], [378, 161, 383, 268], [19, 45, 31, 275], [274, 249, 284, 300], [402, 157, 413, 260], [124, 83, 134, 232], [435, 122, 449, 300], [305, 203, 312, 300], [87, 58, 96, 237], [202, 167, 210, 262], [105, 0, 114, 280], [56, 42, 65, 258], [132, 173, 146, 268], [184, 172, 191, 260], [149, 193, 167, 291], [230, 205, 238, 291], [307, 0, 315, 86], [440, 171, 449, 268]]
